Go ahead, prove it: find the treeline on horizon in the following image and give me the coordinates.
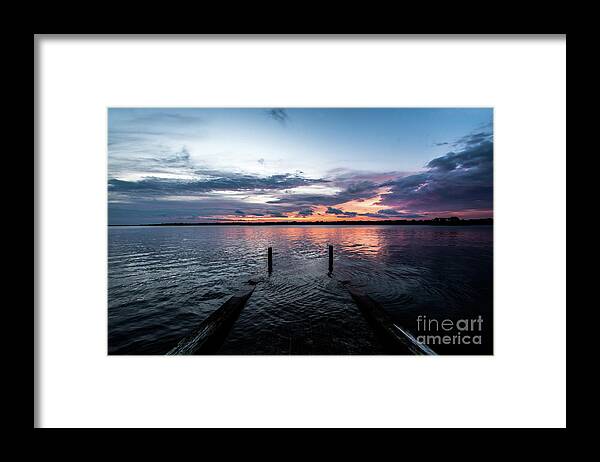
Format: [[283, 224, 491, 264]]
[[110, 217, 493, 227]]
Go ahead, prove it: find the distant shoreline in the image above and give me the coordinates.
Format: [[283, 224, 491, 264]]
[[109, 218, 493, 227]]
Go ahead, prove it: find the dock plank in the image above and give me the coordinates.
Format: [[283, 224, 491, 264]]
[[346, 286, 436, 355], [166, 283, 257, 355]]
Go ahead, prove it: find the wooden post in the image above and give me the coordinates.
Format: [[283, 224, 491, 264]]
[[268, 247, 273, 273], [328, 244, 333, 273]]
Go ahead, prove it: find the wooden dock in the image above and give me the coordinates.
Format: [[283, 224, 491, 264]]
[[166, 245, 436, 355], [345, 285, 436, 355], [166, 281, 257, 355]]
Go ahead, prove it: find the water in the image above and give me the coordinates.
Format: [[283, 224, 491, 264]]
[[108, 225, 493, 355]]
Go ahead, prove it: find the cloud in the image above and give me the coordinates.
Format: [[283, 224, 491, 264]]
[[317, 205, 423, 220], [109, 136, 492, 222], [107, 112, 207, 153], [379, 132, 493, 214], [108, 196, 293, 224], [107, 143, 199, 181], [345, 180, 377, 194], [108, 123, 492, 223], [162, 147, 191, 166], [360, 209, 424, 219], [431, 130, 492, 150], [111, 110, 206, 127], [325, 207, 358, 218], [377, 209, 410, 216], [456, 131, 492, 146], [267, 210, 289, 218], [426, 141, 491, 172], [267, 108, 289, 125], [297, 208, 314, 216], [109, 172, 329, 198], [268, 174, 385, 209]]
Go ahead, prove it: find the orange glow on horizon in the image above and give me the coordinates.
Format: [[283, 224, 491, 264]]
[[214, 187, 404, 222]]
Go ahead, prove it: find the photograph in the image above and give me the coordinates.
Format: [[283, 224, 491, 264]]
[[36, 34, 566, 429], [108, 107, 494, 355]]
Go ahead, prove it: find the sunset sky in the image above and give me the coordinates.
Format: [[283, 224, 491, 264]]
[[108, 108, 493, 224]]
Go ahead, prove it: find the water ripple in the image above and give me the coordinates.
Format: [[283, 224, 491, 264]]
[[108, 225, 493, 354]]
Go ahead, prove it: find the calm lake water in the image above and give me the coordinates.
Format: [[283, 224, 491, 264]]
[[108, 225, 493, 355]]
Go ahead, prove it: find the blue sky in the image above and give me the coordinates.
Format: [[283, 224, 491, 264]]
[[108, 108, 493, 224]]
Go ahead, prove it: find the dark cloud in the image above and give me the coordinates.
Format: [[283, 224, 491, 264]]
[[433, 130, 492, 150], [269, 176, 383, 209], [108, 198, 237, 224], [456, 131, 492, 146], [228, 208, 267, 218], [376, 209, 407, 216], [267, 108, 289, 125], [426, 141, 492, 172], [267, 211, 289, 218], [297, 208, 314, 216], [379, 134, 493, 214], [162, 147, 191, 166], [108, 172, 328, 198], [360, 209, 424, 219], [108, 197, 292, 224], [326, 206, 357, 218], [346, 180, 377, 194]]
